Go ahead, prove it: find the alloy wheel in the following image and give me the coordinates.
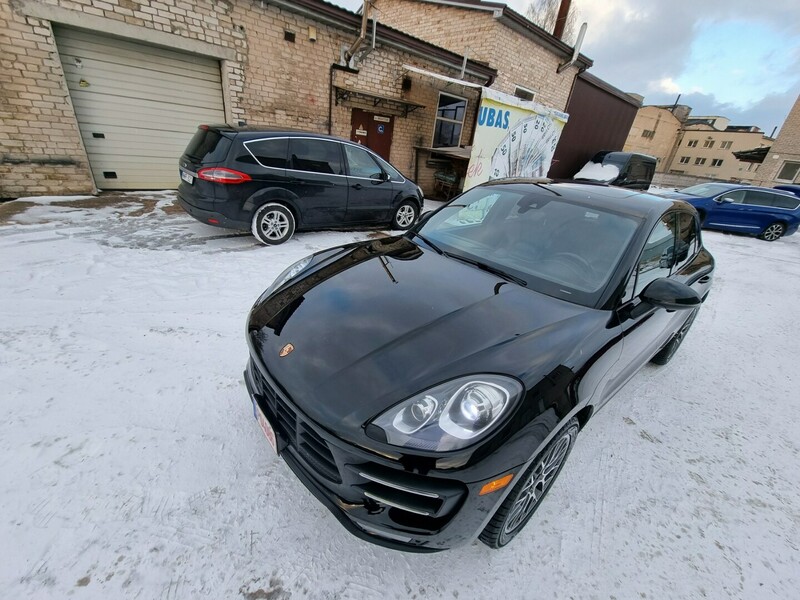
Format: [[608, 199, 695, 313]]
[[260, 210, 290, 241], [761, 223, 784, 241], [396, 205, 416, 228]]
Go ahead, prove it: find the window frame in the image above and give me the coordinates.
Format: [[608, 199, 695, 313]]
[[342, 143, 385, 180], [513, 85, 536, 102], [687, 139, 698, 148], [679, 156, 690, 164], [432, 91, 468, 149], [720, 141, 733, 149], [703, 140, 715, 149], [694, 157, 707, 166], [711, 159, 723, 167], [776, 161, 800, 182]]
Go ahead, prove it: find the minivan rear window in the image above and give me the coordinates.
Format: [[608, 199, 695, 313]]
[[184, 127, 230, 163], [244, 139, 289, 168]]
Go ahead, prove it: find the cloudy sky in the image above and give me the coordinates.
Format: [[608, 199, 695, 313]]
[[331, 0, 800, 136]]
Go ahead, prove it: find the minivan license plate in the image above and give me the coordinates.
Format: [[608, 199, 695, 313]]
[[180, 171, 193, 184]]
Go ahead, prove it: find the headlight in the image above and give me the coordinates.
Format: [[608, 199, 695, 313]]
[[368, 375, 523, 451], [263, 255, 312, 297]]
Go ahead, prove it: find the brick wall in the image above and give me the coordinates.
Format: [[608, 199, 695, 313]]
[[1, 0, 482, 197], [754, 94, 800, 185], [373, 0, 578, 111], [0, 0, 246, 197]]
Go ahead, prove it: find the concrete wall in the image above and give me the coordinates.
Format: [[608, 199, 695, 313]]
[[623, 106, 681, 172]]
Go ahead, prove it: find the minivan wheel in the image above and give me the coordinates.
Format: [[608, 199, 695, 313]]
[[251, 203, 295, 245], [759, 222, 785, 242], [479, 417, 579, 549], [391, 201, 419, 230]]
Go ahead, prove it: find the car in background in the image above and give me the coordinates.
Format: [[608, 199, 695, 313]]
[[774, 184, 800, 198], [655, 183, 800, 241], [244, 180, 713, 552], [573, 151, 657, 190], [177, 125, 424, 245]]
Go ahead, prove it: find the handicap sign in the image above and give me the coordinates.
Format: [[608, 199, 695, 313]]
[[377, 124, 385, 134]]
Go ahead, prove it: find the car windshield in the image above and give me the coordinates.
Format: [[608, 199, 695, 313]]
[[679, 183, 737, 197], [417, 186, 640, 306]]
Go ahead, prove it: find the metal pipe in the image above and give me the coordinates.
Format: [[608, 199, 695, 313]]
[[344, 0, 371, 65], [553, 0, 572, 40]]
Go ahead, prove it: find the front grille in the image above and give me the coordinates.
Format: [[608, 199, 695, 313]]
[[251, 362, 341, 484]]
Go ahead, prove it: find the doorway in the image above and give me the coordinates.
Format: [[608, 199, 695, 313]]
[[350, 108, 395, 162]]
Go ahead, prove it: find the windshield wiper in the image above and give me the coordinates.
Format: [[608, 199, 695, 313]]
[[407, 230, 445, 255], [444, 252, 528, 287]]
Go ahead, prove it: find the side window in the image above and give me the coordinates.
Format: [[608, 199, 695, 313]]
[[634, 213, 676, 296], [344, 145, 383, 179], [628, 160, 647, 182], [742, 191, 775, 206], [674, 212, 698, 272], [243, 138, 288, 168], [773, 194, 800, 210], [289, 139, 343, 175], [718, 190, 745, 203]]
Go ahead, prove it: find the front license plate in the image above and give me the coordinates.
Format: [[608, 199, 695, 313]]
[[180, 170, 194, 184], [254, 401, 278, 454]]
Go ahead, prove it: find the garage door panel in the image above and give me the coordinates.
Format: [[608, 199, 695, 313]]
[[62, 70, 225, 109], [56, 29, 222, 77], [55, 25, 226, 190]]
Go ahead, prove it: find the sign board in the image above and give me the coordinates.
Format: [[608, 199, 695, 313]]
[[464, 88, 568, 190]]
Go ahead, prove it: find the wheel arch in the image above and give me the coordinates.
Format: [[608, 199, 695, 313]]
[[244, 187, 301, 226]]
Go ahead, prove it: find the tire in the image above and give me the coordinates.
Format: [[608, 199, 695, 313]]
[[391, 201, 419, 230], [759, 222, 785, 242], [479, 417, 579, 549], [251, 203, 296, 245], [650, 308, 698, 365]]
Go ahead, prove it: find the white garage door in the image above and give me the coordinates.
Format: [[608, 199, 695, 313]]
[[55, 26, 226, 190]]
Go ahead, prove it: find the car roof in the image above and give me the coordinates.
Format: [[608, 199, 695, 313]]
[[480, 179, 686, 220], [203, 124, 347, 143]]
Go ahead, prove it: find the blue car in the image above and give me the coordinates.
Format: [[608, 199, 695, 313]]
[[774, 184, 800, 198], [656, 183, 800, 241]]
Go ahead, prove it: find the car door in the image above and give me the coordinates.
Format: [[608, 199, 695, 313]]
[[287, 138, 349, 226], [709, 189, 774, 233], [342, 143, 395, 224], [597, 211, 708, 409]]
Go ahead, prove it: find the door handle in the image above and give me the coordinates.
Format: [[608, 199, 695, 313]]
[[351, 183, 363, 190]]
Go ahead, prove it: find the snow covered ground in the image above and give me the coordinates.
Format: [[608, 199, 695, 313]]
[[1, 192, 798, 599]]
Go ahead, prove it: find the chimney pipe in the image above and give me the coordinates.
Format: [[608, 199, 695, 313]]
[[344, 0, 371, 65], [553, 0, 572, 40], [770, 126, 777, 138]]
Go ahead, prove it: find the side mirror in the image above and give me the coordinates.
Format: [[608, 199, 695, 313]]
[[641, 278, 701, 310], [371, 172, 389, 182], [717, 196, 735, 204]]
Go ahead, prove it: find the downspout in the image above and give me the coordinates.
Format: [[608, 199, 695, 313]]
[[344, 0, 371, 65]]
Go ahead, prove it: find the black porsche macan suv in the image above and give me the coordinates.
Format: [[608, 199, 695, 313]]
[[177, 125, 424, 244]]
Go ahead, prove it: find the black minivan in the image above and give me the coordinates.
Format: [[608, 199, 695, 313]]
[[177, 125, 425, 245]]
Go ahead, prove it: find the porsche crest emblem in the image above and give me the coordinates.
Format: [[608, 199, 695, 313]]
[[279, 343, 295, 357]]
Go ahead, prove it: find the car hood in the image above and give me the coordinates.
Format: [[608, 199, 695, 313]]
[[247, 237, 611, 440]]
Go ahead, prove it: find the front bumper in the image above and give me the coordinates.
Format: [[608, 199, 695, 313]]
[[243, 358, 520, 552]]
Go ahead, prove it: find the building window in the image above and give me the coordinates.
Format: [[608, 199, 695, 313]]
[[513, 86, 536, 102], [711, 159, 723, 167], [720, 141, 733, 149], [641, 129, 655, 139], [695, 158, 706, 165], [776, 161, 800, 182], [433, 93, 467, 148], [703, 140, 715, 148], [679, 156, 690, 164], [687, 139, 698, 147]]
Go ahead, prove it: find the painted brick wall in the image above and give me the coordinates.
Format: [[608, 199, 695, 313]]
[[373, 0, 578, 111]]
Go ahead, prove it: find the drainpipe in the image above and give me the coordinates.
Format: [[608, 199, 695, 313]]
[[553, 0, 572, 40], [344, 0, 371, 65]]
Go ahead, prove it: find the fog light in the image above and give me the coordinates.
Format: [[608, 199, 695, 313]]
[[479, 474, 513, 496]]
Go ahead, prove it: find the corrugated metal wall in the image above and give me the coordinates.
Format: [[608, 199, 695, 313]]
[[548, 74, 639, 179]]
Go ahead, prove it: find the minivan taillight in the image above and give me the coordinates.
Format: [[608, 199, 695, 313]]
[[197, 167, 252, 184]]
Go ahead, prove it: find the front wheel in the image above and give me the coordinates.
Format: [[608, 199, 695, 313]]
[[479, 417, 579, 549], [251, 203, 296, 245], [759, 222, 785, 242], [391, 201, 419, 230]]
